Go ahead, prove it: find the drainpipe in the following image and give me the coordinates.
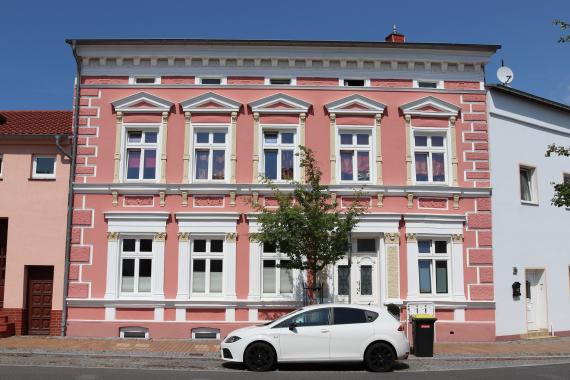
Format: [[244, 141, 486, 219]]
[[55, 134, 72, 159], [61, 39, 81, 336]]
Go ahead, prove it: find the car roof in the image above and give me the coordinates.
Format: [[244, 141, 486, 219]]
[[302, 304, 385, 312]]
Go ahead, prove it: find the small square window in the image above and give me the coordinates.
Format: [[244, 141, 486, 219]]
[[210, 239, 224, 253], [128, 131, 142, 143], [263, 242, 277, 253], [417, 81, 438, 89], [357, 239, 376, 252], [414, 136, 428, 147], [213, 133, 225, 144], [144, 132, 158, 144], [356, 134, 369, 145], [340, 134, 353, 145], [434, 241, 447, 254], [139, 239, 153, 252], [264, 133, 278, 144], [431, 136, 444, 147], [269, 78, 292, 85], [194, 240, 206, 252], [133, 77, 158, 85], [32, 156, 56, 178], [196, 132, 209, 144], [418, 240, 431, 254], [281, 133, 294, 144], [123, 239, 136, 252]]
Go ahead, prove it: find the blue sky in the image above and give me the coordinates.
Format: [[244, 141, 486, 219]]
[[1, 0, 568, 109]]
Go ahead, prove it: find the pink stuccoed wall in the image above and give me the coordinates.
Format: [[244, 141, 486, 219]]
[[0, 141, 70, 310]]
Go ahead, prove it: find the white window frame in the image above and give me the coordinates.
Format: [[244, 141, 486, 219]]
[[411, 129, 450, 185], [336, 126, 375, 184], [121, 124, 161, 182], [190, 237, 225, 296], [416, 238, 451, 296], [119, 236, 155, 296], [264, 77, 297, 86], [128, 76, 161, 85], [119, 326, 150, 339], [195, 77, 227, 85], [191, 126, 229, 183], [261, 244, 294, 296], [519, 165, 538, 205], [32, 155, 56, 179], [259, 125, 300, 182], [339, 78, 371, 87], [413, 80, 444, 89]]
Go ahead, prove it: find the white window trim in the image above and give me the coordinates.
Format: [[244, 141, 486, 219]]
[[190, 236, 226, 297], [261, 246, 295, 297], [519, 164, 539, 205], [264, 77, 297, 86], [119, 236, 155, 296], [190, 124, 230, 183], [411, 127, 451, 186], [259, 124, 301, 183], [416, 238, 451, 296], [120, 123, 162, 183], [413, 80, 444, 89], [119, 326, 150, 339], [339, 78, 371, 87], [32, 155, 57, 179], [335, 125, 376, 184], [195, 77, 227, 85], [128, 76, 161, 85]]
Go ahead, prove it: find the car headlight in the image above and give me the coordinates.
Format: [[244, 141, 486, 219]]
[[225, 336, 241, 343]]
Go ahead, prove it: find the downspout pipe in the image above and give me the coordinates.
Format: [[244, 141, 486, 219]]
[[55, 134, 72, 160], [61, 39, 81, 336]]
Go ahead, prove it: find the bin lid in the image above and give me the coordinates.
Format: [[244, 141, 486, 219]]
[[411, 314, 437, 320]]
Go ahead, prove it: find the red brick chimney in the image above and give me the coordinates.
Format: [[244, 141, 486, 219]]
[[385, 24, 405, 43]]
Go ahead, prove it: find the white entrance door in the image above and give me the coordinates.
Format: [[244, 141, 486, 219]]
[[525, 269, 547, 331]]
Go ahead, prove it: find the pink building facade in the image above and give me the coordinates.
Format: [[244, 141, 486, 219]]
[[66, 36, 498, 341]]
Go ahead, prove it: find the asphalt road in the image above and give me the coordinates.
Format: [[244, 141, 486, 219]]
[[0, 363, 569, 380]]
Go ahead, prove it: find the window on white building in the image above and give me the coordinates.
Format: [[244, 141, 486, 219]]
[[417, 239, 449, 295], [262, 243, 293, 295], [193, 130, 227, 181], [191, 238, 224, 295], [262, 130, 296, 181], [125, 130, 158, 181], [413, 133, 447, 183], [32, 155, 56, 179], [519, 165, 537, 203], [339, 131, 372, 182], [120, 238, 153, 294]]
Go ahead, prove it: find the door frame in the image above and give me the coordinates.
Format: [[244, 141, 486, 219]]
[[25, 265, 54, 336], [524, 267, 549, 332]]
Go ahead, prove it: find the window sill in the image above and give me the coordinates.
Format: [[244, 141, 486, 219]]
[[29, 177, 56, 181], [520, 200, 539, 206]]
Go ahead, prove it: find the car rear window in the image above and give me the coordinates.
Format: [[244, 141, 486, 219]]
[[333, 307, 367, 324]]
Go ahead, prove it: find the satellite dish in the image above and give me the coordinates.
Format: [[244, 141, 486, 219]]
[[497, 66, 514, 85]]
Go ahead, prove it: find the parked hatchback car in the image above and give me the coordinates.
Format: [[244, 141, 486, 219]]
[[221, 304, 409, 372]]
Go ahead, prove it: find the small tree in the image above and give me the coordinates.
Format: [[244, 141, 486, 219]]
[[250, 146, 367, 303], [546, 144, 570, 207]]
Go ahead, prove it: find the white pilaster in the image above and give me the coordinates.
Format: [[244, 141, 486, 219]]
[[176, 233, 191, 300], [406, 233, 420, 297], [454, 308, 465, 322], [224, 233, 237, 299], [226, 308, 236, 322], [152, 233, 166, 298], [104, 233, 120, 299], [248, 242, 261, 300], [248, 308, 258, 322], [451, 234, 466, 300], [105, 307, 116, 321], [176, 308, 186, 322], [154, 307, 164, 321]]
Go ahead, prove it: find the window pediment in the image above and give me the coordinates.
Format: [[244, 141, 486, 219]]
[[400, 96, 460, 118], [181, 92, 241, 114], [112, 92, 173, 113], [249, 93, 310, 114], [325, 94, 386, 115]]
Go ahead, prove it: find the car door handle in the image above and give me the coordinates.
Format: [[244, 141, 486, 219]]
[[320, 329, 330, 333]]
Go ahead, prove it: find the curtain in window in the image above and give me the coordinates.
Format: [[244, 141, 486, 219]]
[[281, 150, 294, 180], [212, 150, 225, 180], [138, 259, 152, 292], [520, 170, 532, 201], [415, 153, 428, 181], [432, 153, 445, 182], [210, 259, 223, 293], [121, 259, 135, 292], [357, 152, 370, 181], [192, 259, 206, 293], [340, 151, 353, 180], [263, 260, 276, 293], [143, 150, 156, 179], [127, 150, 141, 179], [195, 151, 209, 180]]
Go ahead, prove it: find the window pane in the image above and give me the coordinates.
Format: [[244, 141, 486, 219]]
[[356, 134, 369, 145], [360, 265, 372, 295], [340, 134, 352, 145], [193, 240, 206, 252], [126, 150, 141, 179], [263, 243, 276, 253], [279, 261, 293, 294], [140, 239, 153, 252], [435, 261, 448, 293], [333, 308, 367, 325], [35, 157, 55, 174], [418, 81, 437, 89], [281, 150, 294, 180], [414, 136, 428, 147], [270, 78, 291, 85], [344, 79, 364, 87], [264, 150, 277, 180], [121, 259, 135, 292], [195, 150, 209, 180], [415, 153, 429, 182], [213, 132, 225, 144], [210, 260, 223, 293], [357, 239, 376, 252], [431, 136, 444, 147], [434, 241, 447, 254], [210, 239, 223, 253], [201, 78, 221, 85], [144, 131, 157, 144], [340, 151, 353, 180], [264, 133, 278, 144], [128, 131, 142, 143], [292, 308, 330, 327], [419, 260, 432, 294], [196, 132, 209, 143], [142, 149, 156, 179], [192, 259, 206, 293], [520, 169, 532, 201], [357, 151, 370, 181], [338, 266, 349, 296], [123, 239, 136, 252], [281, 133, 294, 144], [432, 153, 446, 182], [263, 260, 276, 293], [138, 259, 152, 293], [418, 240, 431, 254], [212, 150, 225, 180]]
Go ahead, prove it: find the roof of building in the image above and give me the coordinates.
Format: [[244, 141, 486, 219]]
[[487, 84, 570, 114], [0, 111, 73, 136]]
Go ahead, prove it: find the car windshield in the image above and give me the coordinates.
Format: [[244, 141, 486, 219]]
[[260, 308, 304, 326]]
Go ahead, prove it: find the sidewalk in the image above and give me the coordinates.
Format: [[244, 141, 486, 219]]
[[1, 335, 570, 359]]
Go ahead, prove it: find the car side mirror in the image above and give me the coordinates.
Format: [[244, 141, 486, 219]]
[[288, 322, 297, 331]]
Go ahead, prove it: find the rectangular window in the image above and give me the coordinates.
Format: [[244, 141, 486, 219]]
[[32, 155, 56, 179], [125, 130, 158, 181], [262, 130, 296, 181], [268, 78, 294, 85], [339, 131, 371, 182], [197, 77, 225, 85], [417, 239, 449, 295], [129, 77, 161, 85], [520, 166, 536, 203], [413, 80, 442, 89], [413, 133, 447, 183], [191, 238, 224, 295], [193, 130, 227, 181], [120, 238, 153, 295], [262, 244, 293, 295], [338, 266, 350, 296], [343, 79, 366, 87]]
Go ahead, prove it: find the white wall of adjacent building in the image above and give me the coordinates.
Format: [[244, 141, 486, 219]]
[[488, 88, 570, 338]]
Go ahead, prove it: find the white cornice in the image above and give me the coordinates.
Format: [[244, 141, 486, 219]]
[[180, 92, 241, 114], [249, 93, 311, 114], [325, 94, 386, 115], [111, 92, 173, 113], [400, 96, 460, 118], [175, 212, 240, 222], [104, 211, 170, 221]]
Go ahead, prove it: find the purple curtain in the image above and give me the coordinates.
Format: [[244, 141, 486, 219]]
[[357, 152, 369, 181], [415, 153, 428, 181], [340, 151, 353, 180], [432, 153, 445, 181]]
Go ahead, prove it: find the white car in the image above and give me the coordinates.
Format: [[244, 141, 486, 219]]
[[221, 304, 410, 372]]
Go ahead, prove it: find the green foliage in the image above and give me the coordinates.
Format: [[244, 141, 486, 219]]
[[250, 146, 367, 285], [545, 144, 570, 207], [554, 20, 570, 43]]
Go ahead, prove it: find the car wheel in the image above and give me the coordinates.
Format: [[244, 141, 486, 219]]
[[364, 342, 396, 372], [244, 342, 276, 372]]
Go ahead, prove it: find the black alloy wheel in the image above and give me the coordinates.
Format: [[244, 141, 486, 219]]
[[364, 342, 396, 372], [244, 342, 276, 372]]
